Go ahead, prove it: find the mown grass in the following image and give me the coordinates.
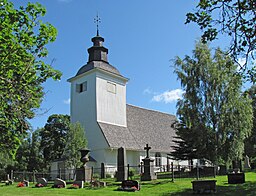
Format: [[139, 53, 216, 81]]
[[0, 172, 255, 196]]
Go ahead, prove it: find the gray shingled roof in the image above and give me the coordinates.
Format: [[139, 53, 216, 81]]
[[76, 61, 122, 77], [98, 104, 177, 153]]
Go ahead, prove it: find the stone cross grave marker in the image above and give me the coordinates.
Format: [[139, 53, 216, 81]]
[[144, 144, 151, 158], [141, 144, 157, 181]]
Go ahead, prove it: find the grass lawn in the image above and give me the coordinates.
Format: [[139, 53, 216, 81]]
[[0, 172, 255, 196]]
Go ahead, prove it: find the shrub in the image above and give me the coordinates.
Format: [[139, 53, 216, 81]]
[[129, 169, 136, 178], [93, 173, 100, 179]]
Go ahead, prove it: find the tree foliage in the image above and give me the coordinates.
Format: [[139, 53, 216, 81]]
[[40, 114, 88, 169], [244, 85, 256, 160], [170, 122, 200, 163], [186, 0, 256, 82], [0, 150, 15, 169], [0, 0, 61, 156], [172, 42, 253, 165], [63, 122, 88, 168], [40, 114, 70, 166], [15, 129, 45, 171]]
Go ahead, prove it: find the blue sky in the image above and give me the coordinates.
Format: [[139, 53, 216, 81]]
[[11, 0, 233, 129]]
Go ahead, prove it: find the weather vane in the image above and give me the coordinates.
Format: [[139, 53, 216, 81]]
[[94, 13, 101, 36]]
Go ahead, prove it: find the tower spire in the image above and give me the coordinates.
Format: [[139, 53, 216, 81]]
[[94, 13, 101, 36]]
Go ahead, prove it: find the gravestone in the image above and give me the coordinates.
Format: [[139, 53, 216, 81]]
[[219, 165, 227, 175], [228, 173, 245, 184], [166, 158, 170, 172], [117, 180, 140, 191], [76, 167, 92, 182], [244, 155, 251, 169], [23, 180, 29, 187], [76, 149, 92, 182], [101, 162, 106, 179], [228, 160, 245, 184], [232, 160, 243, 172], [53, 178, 66, 188], [36, 178, 47, 187], [5, 174, 13, 185], [140, 144, 157, 181], [5, 180, 13, 186], [139, 162, 143, 174], [116, 147, 127, 182], [192, 180, 217, 193]]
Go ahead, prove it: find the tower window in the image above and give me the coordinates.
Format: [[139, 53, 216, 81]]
[[107, 82, 116, 94], [76, 81, 87, 93]]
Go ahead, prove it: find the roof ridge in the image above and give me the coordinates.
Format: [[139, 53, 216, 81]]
[[126, 103, 176, 117]]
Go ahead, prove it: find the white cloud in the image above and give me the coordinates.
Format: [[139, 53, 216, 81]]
[[143, 87, 153, 95], [238, 57, 246, 66], [63, 98, 70, 104], [237, 56, 256, 71], [152, 89, 184, 103]]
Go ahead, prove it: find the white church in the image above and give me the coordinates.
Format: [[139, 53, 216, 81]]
[[67, 32, 178, 171]]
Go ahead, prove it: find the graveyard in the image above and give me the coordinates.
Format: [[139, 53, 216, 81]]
[[1, 145, 256, 196], [0, 172, 256, 195]]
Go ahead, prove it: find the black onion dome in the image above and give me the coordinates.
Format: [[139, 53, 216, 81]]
[[76, 35, 122, 77], [76, 61, 121, 76]]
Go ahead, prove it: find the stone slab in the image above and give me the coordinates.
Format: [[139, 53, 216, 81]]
[[37, 178, 47, 187], [53, 178, 66, 188]]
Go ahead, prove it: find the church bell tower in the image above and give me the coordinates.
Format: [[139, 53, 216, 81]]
[[68, 24, 128, 131]]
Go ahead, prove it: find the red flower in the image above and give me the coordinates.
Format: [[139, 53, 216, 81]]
[[17, 182, 25, 187], [35, 183, 44, 187], [131, 186, 138, 190], [71, 184, 80, 189], [57, 184, 64, 188]]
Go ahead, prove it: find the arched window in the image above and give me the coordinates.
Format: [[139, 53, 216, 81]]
[[155, 152, 161, 167]]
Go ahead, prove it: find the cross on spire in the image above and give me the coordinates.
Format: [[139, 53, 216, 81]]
[[94, 13, 101, 36], [144, 144, 151, 158]]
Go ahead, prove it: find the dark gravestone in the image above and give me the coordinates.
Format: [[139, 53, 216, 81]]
[[23, 180, 29, 187], [140, 144, 157, 181], [219, 165, 227, 175], [191, 180, 217, 193], [53, 178, 66, 188], [76, 167, 92, 182], [117, 180, 140, 191], [140, 162, 143, 174], [228, 173, 245, 184], [166, 158, 170, 172], [36, 178, 47, 187], [251, 162, 255, 170], [232, 160, 243, 172], [116, 147, 127, 182], [101, 162, 105, 179], [76, 149, 92, 182]]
